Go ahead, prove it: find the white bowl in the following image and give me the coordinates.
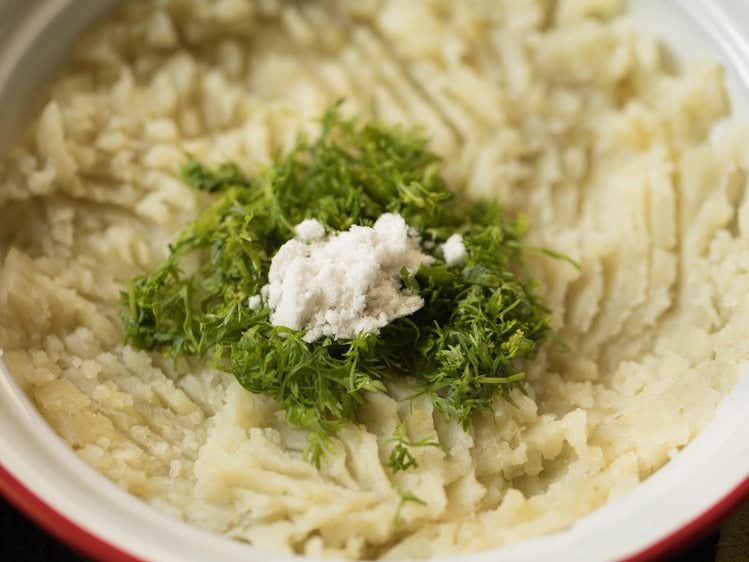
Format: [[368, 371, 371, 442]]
[[0, 1, 748, 561]]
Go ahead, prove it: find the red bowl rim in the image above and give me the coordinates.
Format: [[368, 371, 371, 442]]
[[0, 459, 747, 562]]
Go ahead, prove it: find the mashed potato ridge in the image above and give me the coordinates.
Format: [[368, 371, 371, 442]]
[[1, 0, 748, 559]]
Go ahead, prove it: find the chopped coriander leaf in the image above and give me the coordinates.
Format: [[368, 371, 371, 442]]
[[121, 104, 553, 465]]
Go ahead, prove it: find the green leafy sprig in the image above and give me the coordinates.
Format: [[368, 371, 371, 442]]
[[121, 104, 552, 465], [394, 489, 427, 527], [385, 422, 442, 473]]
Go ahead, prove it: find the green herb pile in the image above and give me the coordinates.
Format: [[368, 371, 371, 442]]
[[122, 105, 551, 465]]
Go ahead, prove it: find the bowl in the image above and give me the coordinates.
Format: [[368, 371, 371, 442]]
[[0, 1, 748, 561]]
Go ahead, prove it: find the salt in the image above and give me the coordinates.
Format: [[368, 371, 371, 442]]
[[248, 295, 262, 311], [263, 213, 433, 342], [442, 233, 467, 266], [294, 218, 326, 242]]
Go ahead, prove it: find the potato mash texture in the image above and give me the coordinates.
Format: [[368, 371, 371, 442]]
[[1, 0, 748, 559]]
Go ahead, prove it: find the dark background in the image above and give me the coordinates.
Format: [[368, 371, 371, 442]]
[[0, 495, 730, 562]]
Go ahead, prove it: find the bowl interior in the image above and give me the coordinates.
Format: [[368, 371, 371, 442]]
[[0, 1, 748, 561]]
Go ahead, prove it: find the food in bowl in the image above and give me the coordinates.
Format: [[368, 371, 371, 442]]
[[0, 0, 747, 559]]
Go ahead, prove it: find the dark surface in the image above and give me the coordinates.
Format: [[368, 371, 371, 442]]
[[0, 494, 724, 562], [0, 496, 87, 561]]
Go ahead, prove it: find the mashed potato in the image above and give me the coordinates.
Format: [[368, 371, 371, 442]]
[[1, 0, 748, 559]]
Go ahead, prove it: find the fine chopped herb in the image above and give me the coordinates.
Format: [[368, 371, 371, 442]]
[[393, 489, 427, 527], [121, 103, 552, 465], [385, 422, 442, 473]]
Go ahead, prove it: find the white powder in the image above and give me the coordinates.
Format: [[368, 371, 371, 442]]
[[294, 218, 326, 242], [442, 233, 467, 266], [264, 213, 433, 342], [248, 295, 262, 311]]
